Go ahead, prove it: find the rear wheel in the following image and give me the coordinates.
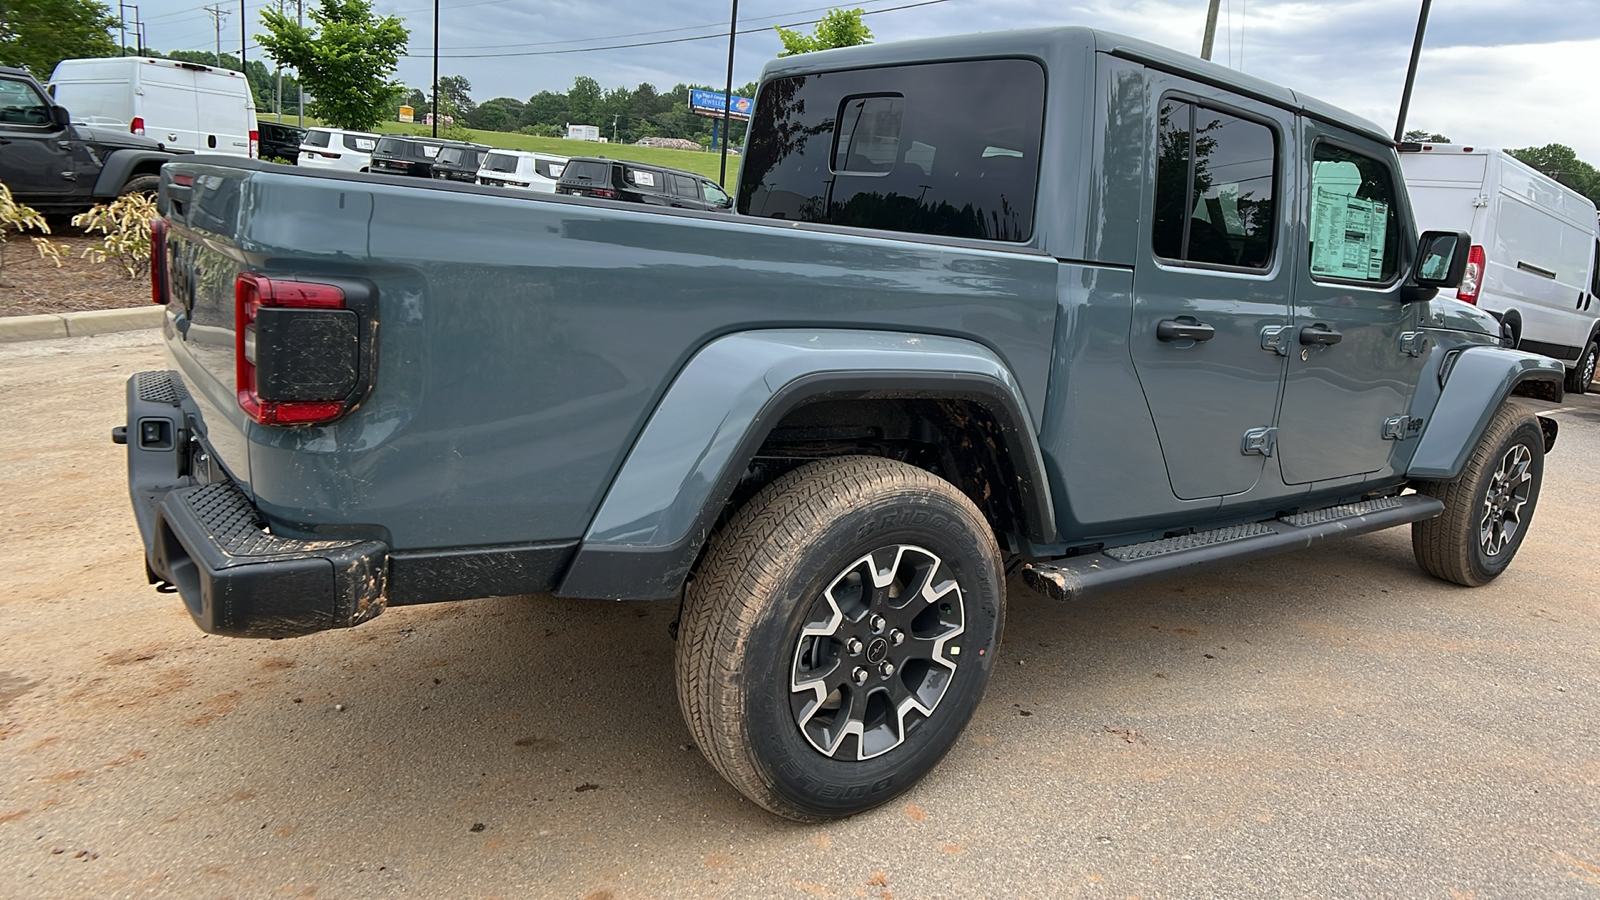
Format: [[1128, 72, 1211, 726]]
[[1565, 340, 1597, 394], [119, 174, 159, 197], [675, 456, 1004, 821], [1412, 402, 1544, 586]]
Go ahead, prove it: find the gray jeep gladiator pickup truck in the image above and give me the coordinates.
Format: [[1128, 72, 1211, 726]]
[[121, 28, 1564, 821]]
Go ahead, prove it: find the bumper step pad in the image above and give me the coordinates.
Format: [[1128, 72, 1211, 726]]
[[152, 480, 388, 638], [1022, 494, 1444, 603]]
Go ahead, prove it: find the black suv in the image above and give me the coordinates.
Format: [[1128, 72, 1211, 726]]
[[430, 143, 491, 182], [256, 120, 307, 163], [0, 64, 182, 212], [369, 135, 483, 178], [556, 157, 733, 211]]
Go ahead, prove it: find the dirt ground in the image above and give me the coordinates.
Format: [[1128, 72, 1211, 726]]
[[0, 231, 146, 317], [2, 330, 1598, 899]]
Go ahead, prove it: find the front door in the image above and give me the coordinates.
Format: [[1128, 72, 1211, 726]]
[[1277, 124, 1424, 484], [1130, 86, 1294, 500], [0, 74, 89, 203]]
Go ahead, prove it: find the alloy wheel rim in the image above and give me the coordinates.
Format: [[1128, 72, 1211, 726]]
[[1479, 443, 1533, 557], [1584, 351, 1596, 390], [789, 545, 965, 760]]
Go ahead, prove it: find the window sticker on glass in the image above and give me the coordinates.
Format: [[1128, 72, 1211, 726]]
[[351, 138, 376, 151], [630, 170, 655, 187], [422, 145, 441, 158], [1310, 160, 1388, 279]]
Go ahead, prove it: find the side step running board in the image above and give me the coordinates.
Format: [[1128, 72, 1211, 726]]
[[1021, 495, 1445, 603]]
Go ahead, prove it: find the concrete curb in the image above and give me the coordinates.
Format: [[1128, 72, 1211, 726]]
[[0, 307, 163, 343]]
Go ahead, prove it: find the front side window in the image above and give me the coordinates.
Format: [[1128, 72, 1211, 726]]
[[1309, 143, 1400, 283], [739, 58, 1045, 242], [1153, 97, 1277, 269], [0, 76, 52, 126], [702, 180, 731, 207]]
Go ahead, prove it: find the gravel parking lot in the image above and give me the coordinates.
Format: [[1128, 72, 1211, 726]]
[[3, 329, 1598, 899]]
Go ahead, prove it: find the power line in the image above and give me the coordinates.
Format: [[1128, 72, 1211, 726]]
[[406, 0, 951, 60], [425, 0, 908, 52]]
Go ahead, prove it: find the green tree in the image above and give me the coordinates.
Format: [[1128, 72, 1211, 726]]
[[257, 0, 408, 131], [466, 96, 521, 132], [1507, 143, 1600, 205], [774, 7, 872, 56], [522, 89, 567, 128], [1402, 129, 1450, 143], [0, 0, 118, 78], [435, 74, 473, 116], [566, 75, 602, 126]]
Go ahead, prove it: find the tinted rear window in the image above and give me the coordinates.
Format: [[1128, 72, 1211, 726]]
[[481, 152, 520, 173], [303, 129, 332, 148], [343, 133, 377, 152], [739, 58, 1046, 242], [437, 146, 469, 165], [561, 160, 612, 183], [534, 159, 566, 180]]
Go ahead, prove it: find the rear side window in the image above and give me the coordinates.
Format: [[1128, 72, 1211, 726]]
[[302, 129, 332, 148], [534, 158, 565, 180], [739, 58, 1045, 242], [1152, 97, 1277, 269], [1309, 143, 1400, 283], [670, 173, 699, 198], [624, 166, 659, 189], [343, 134, 376, 151]]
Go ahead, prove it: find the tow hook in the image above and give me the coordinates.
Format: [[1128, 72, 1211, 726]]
[[111, 425, 127, 445]]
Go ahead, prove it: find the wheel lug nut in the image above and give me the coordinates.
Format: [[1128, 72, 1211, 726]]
[[853, 667, 869, 685], [879, 661, 896, 678], [845, 637, 863, 656], [869, 615, 886, 633], [890, 629, 905, 646]]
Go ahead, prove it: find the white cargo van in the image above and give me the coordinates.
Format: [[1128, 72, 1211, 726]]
[[1401, 146, 1600, 393], [48, 56, 257, 158]]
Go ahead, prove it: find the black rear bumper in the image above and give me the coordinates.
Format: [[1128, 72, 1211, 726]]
[[125, 371, 388, 638]]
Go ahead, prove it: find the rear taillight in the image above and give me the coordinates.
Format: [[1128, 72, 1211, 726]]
[[130, 116, 145, 135], [235, 274, 357, 426], [1457, 244, 1486, 305], [591, 188, 617, 199], [150, 218, 168, 305], [248, 129, 259, 158]]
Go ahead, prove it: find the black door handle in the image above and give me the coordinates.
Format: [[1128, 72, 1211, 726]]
[[1157, 317, 1216, 342], [1299, 324, 1343, 345]]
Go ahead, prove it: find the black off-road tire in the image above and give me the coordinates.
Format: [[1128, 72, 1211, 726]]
[[119, 174, 160, 197], [1412, 402, 1544, 586], [675, 456, 1004, 822], [1566, 340, 1597, 395]]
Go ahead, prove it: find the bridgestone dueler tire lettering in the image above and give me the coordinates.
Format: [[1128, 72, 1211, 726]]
[[674, 456, 1004, 822], [1411, 402, 1544, 586]]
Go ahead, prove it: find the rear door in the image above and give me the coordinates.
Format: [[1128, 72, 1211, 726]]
[[1276, 124, 1423, 484], [1129, 86, 1293, 499], [139, 65, 203, 150], [192, 73, 251, 156]]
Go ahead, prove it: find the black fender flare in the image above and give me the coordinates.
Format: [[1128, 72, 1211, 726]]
[[92, 149, 178, 198]]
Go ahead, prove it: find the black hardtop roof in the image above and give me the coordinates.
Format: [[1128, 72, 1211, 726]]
[[759, 26, 1390, 144], [562, 156, 712, 182], [1, 64, 35, 78], [377, 134, 488, 148]]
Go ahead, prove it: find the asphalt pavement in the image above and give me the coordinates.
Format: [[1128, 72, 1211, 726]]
[[2, 329, 1597, 899]]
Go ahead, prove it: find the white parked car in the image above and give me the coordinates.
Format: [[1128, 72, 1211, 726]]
[[297, 127, 380, 173], [48, 55, 257, 157], [476, 149, 568, 193], [1401, 145, 1600, 393]]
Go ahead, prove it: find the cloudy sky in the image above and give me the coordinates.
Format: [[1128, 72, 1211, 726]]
[[133, 0, 1600, 160]]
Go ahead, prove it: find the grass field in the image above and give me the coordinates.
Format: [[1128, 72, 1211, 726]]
[[373, 122, 742, 184]]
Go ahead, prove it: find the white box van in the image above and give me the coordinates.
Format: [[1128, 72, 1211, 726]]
[[1401, 146, 1600, 392], [48, 56, 257, 158], [476, 149, 568, 193]]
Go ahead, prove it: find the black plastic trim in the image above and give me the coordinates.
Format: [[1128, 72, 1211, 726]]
[[556, 370, 1056, 601], [1517, 337, 1581, 362], [388, 542, 578, 605]]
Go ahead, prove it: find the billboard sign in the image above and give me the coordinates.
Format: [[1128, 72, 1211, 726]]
[[689, 89, 754, 121]]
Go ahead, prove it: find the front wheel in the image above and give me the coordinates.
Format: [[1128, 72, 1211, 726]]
[[1412, 402, 1544, 586], [675, 456, 1004, 821], [119, 174, 160, 197], [1566, 340, 1597, 395]]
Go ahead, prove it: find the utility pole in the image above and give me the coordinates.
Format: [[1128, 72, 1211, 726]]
[[1200, 0, 1221, 60], [1394, 0, 1433, 143], [131, 6, 144, 54], [719, 0, 738, 187], [431, 0, 439, 137], [118, 1, 129, 55], [205, 5, 231, 67], [240, 0, 247, 72], [295, 0, 303, 126], [612, 114, 618, 144], [272, 0, 285, 120]]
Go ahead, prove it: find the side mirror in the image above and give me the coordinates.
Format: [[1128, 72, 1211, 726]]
[[1413, 230, 1471, 288], [51, 105, 71, 128]]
